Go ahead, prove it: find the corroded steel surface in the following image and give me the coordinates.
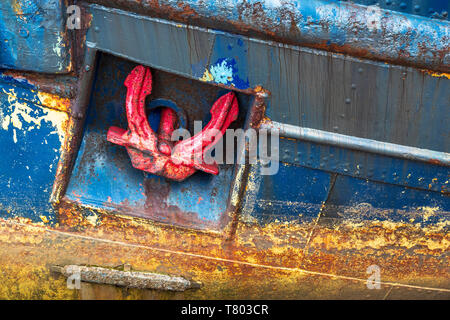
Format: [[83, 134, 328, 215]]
[[0, 81, 70, 223], [0, 1, 448, 301], [54, 265, 200, 291], [0, 210, 448, 299], [0, 0, 72, 73], [0, 70, 77, 99]]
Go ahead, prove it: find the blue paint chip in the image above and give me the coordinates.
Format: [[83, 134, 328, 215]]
[[210, 58, 250, 90]]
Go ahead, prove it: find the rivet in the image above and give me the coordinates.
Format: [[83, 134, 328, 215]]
[[386, 0, 391, 5], [358, 68, 364, 73], [400, 2, 407, 10], [414, 5, 420, 12], [351, 83, 356, 89], [345, 98, 351, 104], [85, 65, 91, 72], [94, 26, 100, 33]]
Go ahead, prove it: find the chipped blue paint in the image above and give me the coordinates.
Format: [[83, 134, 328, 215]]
[[0, 0, 71, 73], [0, 81, 66, 223], [324, 174, 450, 227], [210, 59, 234, 85], [0, 71, 34, 90], [208, 34, 250, 90], [243, 163, 333, 224], [242, 161, 449, 227], [207, 58, 250, 90], [350, 0, 449, 20]]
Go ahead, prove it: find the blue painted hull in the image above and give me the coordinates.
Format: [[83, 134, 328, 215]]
[[0, 0, 448, 299]]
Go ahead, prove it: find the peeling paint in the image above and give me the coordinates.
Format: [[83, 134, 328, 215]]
[[0, 0, 72, 73], [36, 91, 71, 113], [0, 88, 68, 144], [0, 210, 449, 299], [200, 69, 214, 82], [199, 58, 249, 89], [209, 59, 234, 85]]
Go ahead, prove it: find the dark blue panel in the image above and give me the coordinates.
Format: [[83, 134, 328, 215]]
[[324, 174, 449, 227], [242, 162, 333, 223], [0, 0, 71, 73], [0, 85, 66, 223], [278, 137, 449, 193]]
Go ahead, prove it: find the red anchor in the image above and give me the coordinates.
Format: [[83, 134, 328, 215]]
[[107, 65, 239, 182]]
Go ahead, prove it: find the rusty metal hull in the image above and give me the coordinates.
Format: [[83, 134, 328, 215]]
[[0, 0, 448, 299], [0, 211, 449, 299]]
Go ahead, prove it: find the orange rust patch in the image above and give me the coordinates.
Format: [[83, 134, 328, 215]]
[[50, 199, 450, 292], [421, 70, 450, 80], [37, 92, 71, 113], [0, 216, 449, 299]]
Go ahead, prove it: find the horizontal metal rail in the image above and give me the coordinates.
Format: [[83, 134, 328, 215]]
[[260, 121, 450, 166]]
